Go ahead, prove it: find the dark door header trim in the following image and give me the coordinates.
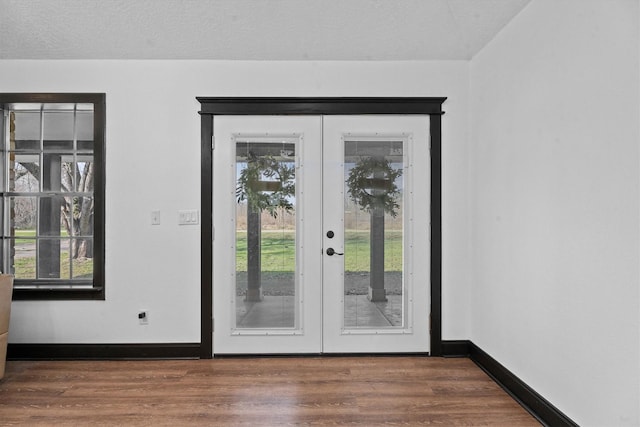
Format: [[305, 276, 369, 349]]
[[197, 97, 446, 116]]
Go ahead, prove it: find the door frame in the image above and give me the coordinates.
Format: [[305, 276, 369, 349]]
[[197, 97, 446, 358]]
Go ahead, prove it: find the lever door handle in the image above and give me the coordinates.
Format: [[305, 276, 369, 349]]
[[326, 248, 344, 256]]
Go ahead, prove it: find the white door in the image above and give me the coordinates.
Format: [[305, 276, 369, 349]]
[[212, 115, 430, 354], [213, 116, 323, 354], [322, 116, 431, 353]]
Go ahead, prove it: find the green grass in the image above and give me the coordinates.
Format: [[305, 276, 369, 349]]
[[345, 230, 402, 272], [13, 252, 93, 280], [14, 229, 70, 244], [14, 229, 36, 245], [11, 229, 90, 279], [236, 229, 402, 272]]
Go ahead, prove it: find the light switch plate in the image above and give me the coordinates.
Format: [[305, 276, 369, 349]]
[[151, 210, 161, 225], [178, 209, 199, 225]]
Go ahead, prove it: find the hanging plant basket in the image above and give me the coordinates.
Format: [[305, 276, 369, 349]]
[[346, 157, 402, 217], [236, 151, 295, 218]]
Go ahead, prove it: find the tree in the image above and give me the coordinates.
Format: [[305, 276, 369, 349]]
[[15, 160, 94, 260], [346, 157, 402, 302], [62, 161, 95, 259]]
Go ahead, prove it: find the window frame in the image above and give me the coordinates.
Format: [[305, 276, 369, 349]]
[[0, 93, 105, 300]]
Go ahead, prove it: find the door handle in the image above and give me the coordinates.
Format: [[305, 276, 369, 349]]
[[326, 248, 344, 256]]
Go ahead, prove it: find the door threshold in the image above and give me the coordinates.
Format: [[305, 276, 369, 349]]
[[213, 352, 430, 358]]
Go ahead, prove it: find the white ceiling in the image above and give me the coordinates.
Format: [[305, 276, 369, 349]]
[[0, 0, 531, 60]]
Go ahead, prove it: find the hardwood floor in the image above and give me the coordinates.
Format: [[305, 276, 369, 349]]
[[0, 357, 540, 426]]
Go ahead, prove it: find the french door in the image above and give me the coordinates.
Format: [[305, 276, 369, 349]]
[[212, 115, 430, 354]]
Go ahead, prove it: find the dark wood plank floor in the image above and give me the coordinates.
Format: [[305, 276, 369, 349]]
[[0, 357, 540, 426]]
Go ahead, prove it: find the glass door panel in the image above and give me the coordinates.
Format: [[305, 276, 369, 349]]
[[235, 139, 297, 329], [343, 139, 405, 328]]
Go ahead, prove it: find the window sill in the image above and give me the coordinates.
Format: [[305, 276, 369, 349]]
[[12, 286, 104, 301]]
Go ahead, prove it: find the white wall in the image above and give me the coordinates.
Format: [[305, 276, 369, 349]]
[[0, 60, 471, 343], [3, 3, 637, 423], [470, 0, 639, 425]]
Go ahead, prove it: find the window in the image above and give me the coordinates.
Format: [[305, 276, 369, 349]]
[[0, 94, 105, 300]]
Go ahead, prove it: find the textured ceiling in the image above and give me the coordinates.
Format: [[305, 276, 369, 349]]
[[0, 0, 531, 60]]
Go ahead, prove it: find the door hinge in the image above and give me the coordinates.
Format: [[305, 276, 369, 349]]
[[211, 135, 215, 150], [212, 317, 214, 332]]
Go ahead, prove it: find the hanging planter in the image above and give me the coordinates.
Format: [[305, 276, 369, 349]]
[[236, 151, 295, 218], [346, 157, 402, 216]]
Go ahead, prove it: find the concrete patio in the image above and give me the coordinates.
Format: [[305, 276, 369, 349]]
[[235, 294, 403, 329]]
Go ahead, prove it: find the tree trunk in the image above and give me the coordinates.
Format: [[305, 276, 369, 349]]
[[75, 162, 95, 259]]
